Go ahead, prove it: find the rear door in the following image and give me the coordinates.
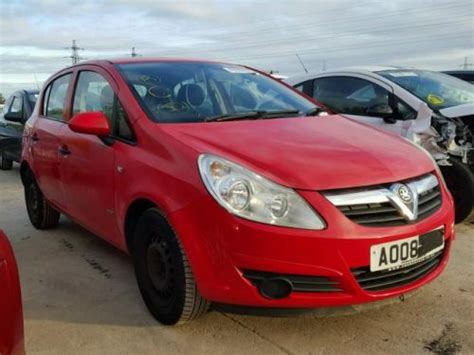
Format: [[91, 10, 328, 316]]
[[57, 68, 131, 242], [30, 74, 72, 208]]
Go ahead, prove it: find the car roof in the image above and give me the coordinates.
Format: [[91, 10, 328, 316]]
[[286, 66, 411, 85], [72, 57, 230, 67], [442, 70, 474, 75]]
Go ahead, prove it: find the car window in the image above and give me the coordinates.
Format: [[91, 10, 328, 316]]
[[73, 70, 135, 142], [46, 74, 72, 120], [313, 77, 392, 116], [9, 96, 23, 114], [378, 70, 474, 110]]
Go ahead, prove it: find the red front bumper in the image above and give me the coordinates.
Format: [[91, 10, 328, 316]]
[[169, 184, 455, 308]]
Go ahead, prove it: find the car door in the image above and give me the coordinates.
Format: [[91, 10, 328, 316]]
[[57, 68, 127, 243], [30, 74, 72, 208], [311, 76, 417, 136]]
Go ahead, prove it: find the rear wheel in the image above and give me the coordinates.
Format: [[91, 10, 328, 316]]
[[440, 159, 474, 223], [24, 173, 60, 229], [133, 208, 209, 325], [0, 154, 13, 170]]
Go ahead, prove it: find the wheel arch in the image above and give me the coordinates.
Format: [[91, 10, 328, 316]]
[[124, 198, 160, 254]]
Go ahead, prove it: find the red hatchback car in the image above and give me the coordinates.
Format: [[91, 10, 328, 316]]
[[21, 59, 454, 325], [0, 230, 24, 355]]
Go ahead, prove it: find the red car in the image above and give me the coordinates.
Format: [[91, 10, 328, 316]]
[[0, 230, 24, 355], [21, 59, 454, 325]]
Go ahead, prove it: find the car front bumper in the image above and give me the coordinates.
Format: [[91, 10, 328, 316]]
[[169, 183, 455, 309]]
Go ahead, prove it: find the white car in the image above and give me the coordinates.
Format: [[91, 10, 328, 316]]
[[287, 67, 474, 222]]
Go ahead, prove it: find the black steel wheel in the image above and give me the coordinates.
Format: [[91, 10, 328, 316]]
[[133, 208, 209, 325]]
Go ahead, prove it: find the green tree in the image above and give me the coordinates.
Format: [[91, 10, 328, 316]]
[[0, 93, 5, 105]]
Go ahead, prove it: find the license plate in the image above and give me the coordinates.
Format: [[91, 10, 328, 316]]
[[370, 228, 444, 272]]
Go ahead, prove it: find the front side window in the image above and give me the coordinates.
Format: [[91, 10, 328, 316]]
[[73, 71, 135, 141], [377, 69, 474, 110], [46, 74, 72, 120], [116, 62, 317, 123], [313, 76, 392, 116]]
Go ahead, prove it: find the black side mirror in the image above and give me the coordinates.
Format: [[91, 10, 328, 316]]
[[366, 103, 396, 123], [3, 111, 24, 123]]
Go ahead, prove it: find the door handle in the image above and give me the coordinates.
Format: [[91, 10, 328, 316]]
[[31, 133, 39, 142], [58, 145, 71, 156]]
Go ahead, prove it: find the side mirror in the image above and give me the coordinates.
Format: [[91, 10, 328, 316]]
[[69, 112, 111, 137], [4, 111, 24, 123], [366, 103, 396, 123]]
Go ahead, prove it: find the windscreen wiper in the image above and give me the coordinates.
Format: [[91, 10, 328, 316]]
[[206, 109, 302, 122]]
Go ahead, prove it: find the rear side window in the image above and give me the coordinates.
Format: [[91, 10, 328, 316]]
[[46, 74, 72, 121]]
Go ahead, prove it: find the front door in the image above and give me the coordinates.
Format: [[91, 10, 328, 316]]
[[57, 70, 119, 242]]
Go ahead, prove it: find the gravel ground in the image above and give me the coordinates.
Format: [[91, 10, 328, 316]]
[[0, 165, 473, 355]]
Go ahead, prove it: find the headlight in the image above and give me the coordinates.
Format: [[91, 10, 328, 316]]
[[198, 154, 325, 230]]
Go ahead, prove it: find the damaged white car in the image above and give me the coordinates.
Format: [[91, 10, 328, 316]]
[[287, 67, 474, 222]]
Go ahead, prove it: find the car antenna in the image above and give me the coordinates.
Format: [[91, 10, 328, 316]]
[[296, 54, 309, 73]]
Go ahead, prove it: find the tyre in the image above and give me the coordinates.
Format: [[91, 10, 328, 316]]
[[24, 173, 60, 229], [0, 154, 13, 170], [133, 208, 209, 325], [440, 159, 474, 223]]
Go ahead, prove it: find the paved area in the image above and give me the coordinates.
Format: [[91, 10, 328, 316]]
[[0, 165, 473, 355]]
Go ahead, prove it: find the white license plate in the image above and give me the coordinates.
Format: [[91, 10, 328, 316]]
[[370, 228, 445, 272]]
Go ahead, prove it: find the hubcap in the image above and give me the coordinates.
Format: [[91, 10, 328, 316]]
[[146, 236, 176, 301]]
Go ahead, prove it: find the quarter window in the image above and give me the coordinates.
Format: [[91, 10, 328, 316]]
[[46, 74, 72, 121]]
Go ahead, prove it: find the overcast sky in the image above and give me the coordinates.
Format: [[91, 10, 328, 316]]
[[0, 0, 473, 96]]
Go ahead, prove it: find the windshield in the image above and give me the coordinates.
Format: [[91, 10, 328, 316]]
[[116, 62, 316, 123], [377, 69, 474, 110]]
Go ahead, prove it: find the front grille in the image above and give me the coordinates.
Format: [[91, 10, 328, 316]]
[[243, 270, 342, 293], [324, 174, 442, 227], [351, 250, 444, 291], [337, 185, 442, 227]]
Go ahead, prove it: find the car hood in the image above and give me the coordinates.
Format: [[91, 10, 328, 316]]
[[160, 115, 435, 191], [439, 103, 474, 118]]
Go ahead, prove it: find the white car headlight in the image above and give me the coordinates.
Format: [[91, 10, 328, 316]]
[[198, 154, 325, 230]]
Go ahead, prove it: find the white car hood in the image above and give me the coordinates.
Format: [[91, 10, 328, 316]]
[[439, 103, 474, 118]]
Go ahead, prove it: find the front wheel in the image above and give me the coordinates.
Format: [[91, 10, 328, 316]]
[[133, 208, 210, 325], [24, 174, 60, 229], [440, 159, 474, 223]]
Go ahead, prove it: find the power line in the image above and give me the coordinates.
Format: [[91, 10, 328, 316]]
[[138, 17, 471, 58], [135, 2, 469, 52]]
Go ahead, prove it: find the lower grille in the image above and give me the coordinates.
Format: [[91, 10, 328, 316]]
[[352, 250, 444, 291], [243, 270, 342, 293]]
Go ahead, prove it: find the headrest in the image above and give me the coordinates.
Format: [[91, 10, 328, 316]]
[[177, 84, 205, 107], [100, 85, 114, 110]]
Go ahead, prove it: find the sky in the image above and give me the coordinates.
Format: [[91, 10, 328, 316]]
[[0, 0, 473, 97]]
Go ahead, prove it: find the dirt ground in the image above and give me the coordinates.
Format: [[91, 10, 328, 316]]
[[0, 165, 473, 355]]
